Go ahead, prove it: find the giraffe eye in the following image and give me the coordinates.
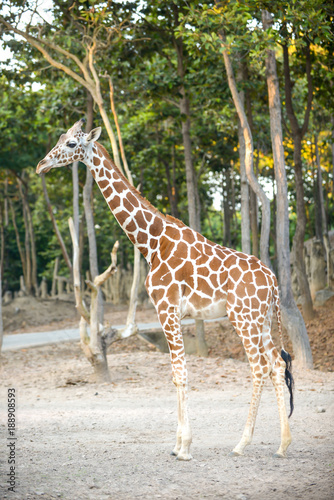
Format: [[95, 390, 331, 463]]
[[67, 142, 77, 148]]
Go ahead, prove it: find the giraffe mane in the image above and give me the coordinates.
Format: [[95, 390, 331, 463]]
[[165, 214, 187, 228], [96, 142, 168, 222]]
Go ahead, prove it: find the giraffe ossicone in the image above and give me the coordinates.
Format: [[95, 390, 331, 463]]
[[36, 120, 294, 461]]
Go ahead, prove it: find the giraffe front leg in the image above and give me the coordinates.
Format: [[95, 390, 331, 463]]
[[173, 381, 192, 461], [157, 306, 192, 461], [171, 382, 183, 457]]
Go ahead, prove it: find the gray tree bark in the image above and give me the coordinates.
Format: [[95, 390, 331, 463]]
[[220, 33, 271, 268], [0, 206, 4, 281], [9, 199, 27, 287], [83, 93, 104, 325], [262, 10, 313, 369], [17, 178, 34, 294], [72, 161, 80, 241], [237, 61, 251, 255], [69, 218, 121, 382], [41, 174, 73, 274], [331, 116, 334, 198], [283, 37, 315, 320], [0, 270, 3, 357], [315, 133, 332, 287]]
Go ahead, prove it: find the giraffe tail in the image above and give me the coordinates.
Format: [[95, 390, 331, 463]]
[[281, 349, 294, 417], [273, 278, 294, 418]]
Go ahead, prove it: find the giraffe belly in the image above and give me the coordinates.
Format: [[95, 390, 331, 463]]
[[181, 298, 227, 321]]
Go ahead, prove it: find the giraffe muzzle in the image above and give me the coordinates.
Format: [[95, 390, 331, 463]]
[[36, 159, 53, 174]]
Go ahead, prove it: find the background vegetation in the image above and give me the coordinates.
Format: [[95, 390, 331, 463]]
[[0, 0, 333, 297]]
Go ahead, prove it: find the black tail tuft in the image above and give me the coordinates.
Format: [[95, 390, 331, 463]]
[[281, 349, 294, 418]]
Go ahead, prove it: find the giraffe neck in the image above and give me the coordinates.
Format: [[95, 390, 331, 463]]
[[86, 142, 165, 262]]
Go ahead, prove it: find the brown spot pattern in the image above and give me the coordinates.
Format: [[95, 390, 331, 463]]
[[41, 123, 289, 461]]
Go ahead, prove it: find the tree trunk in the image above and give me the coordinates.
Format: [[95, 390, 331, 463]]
[[51, 257, 59, 297], [292, 134, 314, 319], [175, 34, 207, 356], [315, 133, 332, 287], [180, 93, 200, 230], [122, 245, 140, 338], [83, 93, 104, 325], [220, 34, 271, 267], [17, 181, 32, 294], [222, 167, 232, 247], [171, 145, 180, 217], [72, 161, 80, 241], [331, 116, 334, 198], [237, 61, 251, 254], [262, 9, 313, 368], [18, 178, 38, 295], [246, 84, 259, 258], [283, 40, 315, 320], [69, 217, 111, 383], [0, 270, 3, 357], [41, 174, 73, 274], [0, 206, 4, 280], [312, 144, 323, 240], [9, 198, 27, 286], [250, 152, 259, 257]]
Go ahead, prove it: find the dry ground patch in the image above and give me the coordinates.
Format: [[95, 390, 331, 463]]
[[1, 341, 333, 500]]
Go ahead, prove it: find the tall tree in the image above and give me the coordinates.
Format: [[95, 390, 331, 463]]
[[236, 57, 251, 254], [262, 10, 313, 368], [282, 36, 315, 320], [219, 32, 271, 268]]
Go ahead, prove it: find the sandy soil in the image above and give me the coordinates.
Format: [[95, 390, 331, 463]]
[[1, 339, 334, 500], [1, 296, 334, 499]]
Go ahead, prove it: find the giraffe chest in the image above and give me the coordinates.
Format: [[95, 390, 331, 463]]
[[180, 296, 228, 321], [147, 252, 229, 320]]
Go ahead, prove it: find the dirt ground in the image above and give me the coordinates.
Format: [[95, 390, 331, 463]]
[[1, 296, 334, 499]]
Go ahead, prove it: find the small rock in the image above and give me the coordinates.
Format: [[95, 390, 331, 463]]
[[314, 289, 334, 307], [4, 291, 13, 304], [316, 406, 326, 413]]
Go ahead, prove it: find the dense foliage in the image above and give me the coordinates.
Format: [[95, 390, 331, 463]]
[[0, 0, 333, 294]]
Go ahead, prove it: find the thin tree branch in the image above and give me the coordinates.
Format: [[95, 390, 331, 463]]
[[0, 16, 95, 95], [104, 73, 134, 184]]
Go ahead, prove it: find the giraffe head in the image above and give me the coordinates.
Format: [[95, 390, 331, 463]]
[[36, 119, 102, 174]]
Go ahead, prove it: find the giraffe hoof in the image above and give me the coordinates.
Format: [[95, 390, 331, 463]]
[[273, 452, 286, 459], [229, 450, 243, 457], [176, 453, 193, 461], [170, 450, 178, 456]]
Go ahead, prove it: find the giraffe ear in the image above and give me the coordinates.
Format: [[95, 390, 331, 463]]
[[85, 127, 102, 144]]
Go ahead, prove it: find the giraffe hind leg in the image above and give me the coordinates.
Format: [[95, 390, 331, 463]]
[[270, 354, 292, 458], [260, 311, 292, 457], [230, 354, 270, 456], [227, 304, 272, 457]]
